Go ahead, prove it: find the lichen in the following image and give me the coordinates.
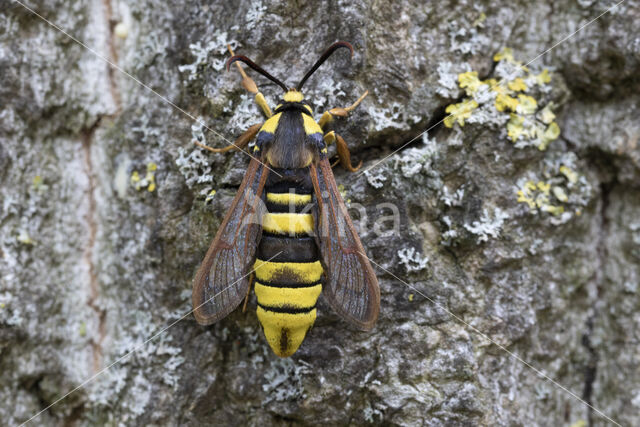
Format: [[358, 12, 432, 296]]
[[392, 134, 438, 179], [364, 168, 388, 189], [441, 47, 560, 151], [515, 153, 592, 224], [463, 207, 509, 243], [262, 358, 311, 404], [447, 9, 490, 55], [436, 61, 471, 98], [177, 31, 238, 80], [398, 247, 429, 272], [175, 143, 215, 194], [130, 162, 157, 192]]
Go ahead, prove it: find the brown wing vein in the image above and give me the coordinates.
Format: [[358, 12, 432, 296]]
[[311, 158, 380, 330], [192, 157, 268, 325]]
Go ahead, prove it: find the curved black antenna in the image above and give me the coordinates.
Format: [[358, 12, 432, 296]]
[[226, 55, 288, 92], [296, 41, 354, 91]]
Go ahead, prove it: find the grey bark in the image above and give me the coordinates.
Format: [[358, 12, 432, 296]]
[[1, 0, 639, 425]]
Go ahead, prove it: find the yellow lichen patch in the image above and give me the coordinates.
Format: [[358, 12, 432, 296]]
[[444, 99, 479, 128], [516, 185, 566, 216], [472, 12, 486, 27], [536, 181, 550, 195], [408, 293, 414, 302], [493, 47, 514, 63], [495, 92, 519, 112], [205, 189, 217, 204], [131, 162, 158, 192], [30, 175, 49, 194], [507, 78, 527, 92], [538, 122, 560, 151], [442, 46, 559, 150], [538, 105, 556, 124], [130, 171, 140, 186], [146, 162, 157, 192], [458, 71, 483, 95], [17, 230, 34, 245], [507, 114, 525, 142], [541, 204, 564, 216], [552, 186, 568, 202], [337, 184, 347, 199], [516, 95, 537, 115], [534, 69, 551, 85], [516, 163, 581, 218], [517, 190, 536, 209], [560, 165, 578, 183]]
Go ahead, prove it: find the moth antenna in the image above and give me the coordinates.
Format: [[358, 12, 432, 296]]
[[226, 55, 288, 92], [296, 41, 354, 91]]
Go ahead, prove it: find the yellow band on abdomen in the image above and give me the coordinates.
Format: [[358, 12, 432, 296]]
[[262, 212, 314, 235], [254, 282, 322, 308], [254, 259, 323, 284], [266, 192, 312, 205]]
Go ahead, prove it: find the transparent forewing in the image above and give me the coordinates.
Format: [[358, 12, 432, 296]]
[[311, 158, 380, 330], [192, 158, 268, 325]]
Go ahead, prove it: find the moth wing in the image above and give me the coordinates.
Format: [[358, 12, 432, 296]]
[[310, 157, 380, 330], [192, 157, 268, 325]]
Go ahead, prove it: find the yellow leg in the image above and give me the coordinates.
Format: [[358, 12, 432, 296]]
[[195, 123, 262, 153], [318, 90, 368, 129], [228, 45, 273, 118], [323, 131, 336, 145], [322, 131, 362, 172]]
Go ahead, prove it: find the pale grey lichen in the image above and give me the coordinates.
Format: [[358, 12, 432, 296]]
[[178, 32, 239, 80], [245, 1, 267, 30], [364, 167, 388, 189], [392, 134, 438, 179], [441, 185, 465, 207], [447, 13, 490, 55], [175, 144, 215, 192], [436, 61, 471, 98], [398, 246, 429, 272], [262, 358, 310, 404], [463, 207, 509, 243]]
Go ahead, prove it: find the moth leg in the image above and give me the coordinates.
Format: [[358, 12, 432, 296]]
[[228, 45, 273, 118], [194, 123, 262, 153], [323, 130, 362, 172], [318, 90, 368, 129], [242, 272, 254, 313]]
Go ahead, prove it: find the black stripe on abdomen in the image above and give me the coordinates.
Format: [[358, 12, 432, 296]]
[[256, 235, 318, 263]]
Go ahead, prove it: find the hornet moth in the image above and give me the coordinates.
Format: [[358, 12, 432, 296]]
[[192, 41, 380, 357]]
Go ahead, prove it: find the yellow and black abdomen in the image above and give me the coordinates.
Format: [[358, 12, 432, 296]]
[[254, 180, 323, 357]]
